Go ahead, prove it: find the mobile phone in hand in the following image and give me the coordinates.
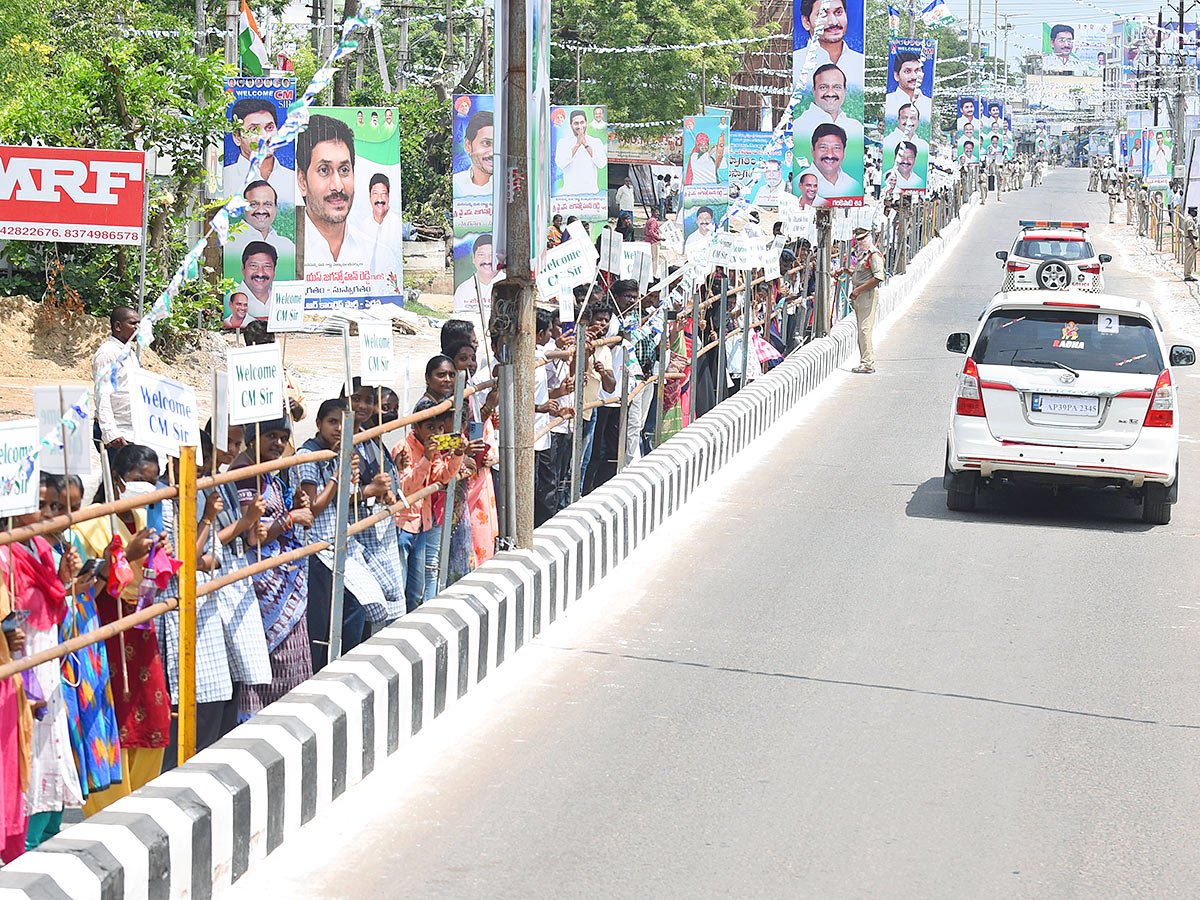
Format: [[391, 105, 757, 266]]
[[468, 421, 483, 442]]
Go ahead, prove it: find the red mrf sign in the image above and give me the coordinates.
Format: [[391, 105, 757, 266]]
[[0, 147, 146, 245]]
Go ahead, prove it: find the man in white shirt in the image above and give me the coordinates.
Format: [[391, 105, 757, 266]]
[[794, 64, 864, 146], [297, 114, 372, 266], [224, 97, 295, 207], [882, 104, 929, 158], [810, 122, 861, 198], [983, 102, 1004, 136], [453, 233, 497, 314], [746, 158, 784, 207], [795, 170, 822, 208], [885, 142, 923, 190], [366, 172, 405, 276], [684, 127, 725, 185], [554, 108, 607, 195], [92, 305, 142, 458], [885, 50, 930, 124], [615, 177, 635, 217], [794, 0, 865, 92], [1148, 131, 1171, 179], [955, 98, 977, 135], [1042, 24, 1086, 73], [452, 110, 494, 197], [226, 179, 296, 281], [236, 242, 276, 320], [684, 206, 715, 257]]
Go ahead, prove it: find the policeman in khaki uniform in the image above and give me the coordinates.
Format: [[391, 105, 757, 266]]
[[978, 165, 988, 204], [1183, 207, 1198, 281], [1108, 172, 1122, 224], [841, 226, 885, 375], [1126, 176, 1138, 226], [1138, 185, 1150, 236]]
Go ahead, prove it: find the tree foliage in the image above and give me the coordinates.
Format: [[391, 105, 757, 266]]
[[549, 0, 766, 122]]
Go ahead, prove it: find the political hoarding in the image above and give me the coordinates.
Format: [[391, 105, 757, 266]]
[[728, 131, 789, 209], [882, 38, 936, 193], [297, 107, 404, 313], [791, 0, 866, 207], [955, 96, 980, 163], [1124, 128, 1143, 171], [451, 94, 495, 315], [681, 114, 730, 259], [1145, 128, 1173, 188], [0, 146, 146, 246], [550, 105, 609, 222], [1041, 22, 1108, 75], [222, 77, 297, 327]]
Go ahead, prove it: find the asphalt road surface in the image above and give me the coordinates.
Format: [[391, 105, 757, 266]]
[[228, 169, 1200, 899]]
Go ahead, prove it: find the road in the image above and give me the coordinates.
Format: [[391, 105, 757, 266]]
[[227, 169, 1200, 898]]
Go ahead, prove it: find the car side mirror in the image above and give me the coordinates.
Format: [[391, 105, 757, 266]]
[[995, 250, 1008, 261], [946, 332, 970, 354], [1098, 253, 1112, 263], [1170, 344, 1196, 366]]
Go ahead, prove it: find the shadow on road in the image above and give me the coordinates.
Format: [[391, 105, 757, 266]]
[[904, 477, 1157, 533]]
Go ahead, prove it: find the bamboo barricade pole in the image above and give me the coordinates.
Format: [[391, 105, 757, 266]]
[[653, 310, 671, 448], [716, 275, 729, 404], [569, 327, 586, 505], [739, 276, 752, 388], [436, 371, 467, 595], [328, 404, 355, 663], [177, 446, 198, 765], [616, 322, 630, 473], [688, 285, 701, 422]]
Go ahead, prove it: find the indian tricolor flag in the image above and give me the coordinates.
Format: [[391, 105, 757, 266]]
[[238, 0, 269, 76]]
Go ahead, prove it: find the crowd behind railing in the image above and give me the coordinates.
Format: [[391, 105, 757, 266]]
[[0, 167, 979, 861]]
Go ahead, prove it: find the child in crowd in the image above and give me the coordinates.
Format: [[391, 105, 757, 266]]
[[295, 398, 387, 669], [74, 444, 173, 814], [393, 397, 463, 610], [1, 474, 83, 852]]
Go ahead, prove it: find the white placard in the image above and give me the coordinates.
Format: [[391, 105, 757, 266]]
[[213, 371, 230, 453], [709, 232, 752, 271], [226, 344, 285, 426], [1097, 313, 1119, 334], [32, 385, 93, 476], [598, 227, 624, 275], [266, 280, 307, 333], [358, 320, 395, 387], [764, 248, 781, 281], [558, 291, 575, 326], [0, 419, 40, 517], [537, 237, 598, 299], [621, 242, 653, 292], [130, 371, 201, 457]]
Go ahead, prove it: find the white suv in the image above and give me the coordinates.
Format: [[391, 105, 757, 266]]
[[996, 221, 1111, 293], [944, 291, 1195, 524]]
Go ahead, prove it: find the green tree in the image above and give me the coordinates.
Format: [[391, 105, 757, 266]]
[[549, 0, 767, 122]]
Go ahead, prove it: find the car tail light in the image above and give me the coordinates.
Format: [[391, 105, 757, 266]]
[[1143, 369, 1174, 427], [1078, 263, 1101, 274], [956, 358, 986, 417], [1006, 261, 1029, 272]]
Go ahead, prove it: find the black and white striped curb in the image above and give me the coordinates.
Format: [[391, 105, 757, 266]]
[[0, 200, 976, 900]]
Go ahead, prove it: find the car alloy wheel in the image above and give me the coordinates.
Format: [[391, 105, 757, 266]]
[[1036, 259, 1071, 291]]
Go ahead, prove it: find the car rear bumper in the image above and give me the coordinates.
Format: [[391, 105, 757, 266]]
[[947, 416, 1177, 487], [1003, 272, 1105, 292]]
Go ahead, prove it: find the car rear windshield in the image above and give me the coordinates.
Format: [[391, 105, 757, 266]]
[[1013, 238, 1095, 261], [972, 308, 1164, 376]]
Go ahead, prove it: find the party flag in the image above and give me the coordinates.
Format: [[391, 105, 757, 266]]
[[920, 0, 956, 27]]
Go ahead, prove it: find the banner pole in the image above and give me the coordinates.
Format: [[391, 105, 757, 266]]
[[177, 445, 198, 765], [136, 153, 151, 356], [436, 371, 467, 595], [328, 405, 354, 663]]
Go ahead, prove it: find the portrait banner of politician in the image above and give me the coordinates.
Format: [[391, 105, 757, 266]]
[[882, 38, 935, 193], [295, 107, 404, 312], [550, 105, 609, 222], [450, 93, 496, 315], [791, 0, 866, 207], [681, 114, 730, 258], [954, 96, 980, 164], [222, 77, 297, 300], [728, 131, 789, 210], [1041, 22, 1107, 76]]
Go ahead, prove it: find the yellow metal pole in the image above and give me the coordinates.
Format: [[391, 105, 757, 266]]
[[177, 446, 198, 765]]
